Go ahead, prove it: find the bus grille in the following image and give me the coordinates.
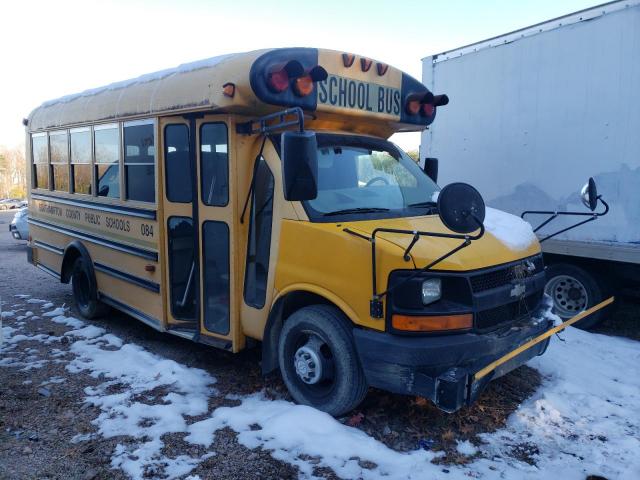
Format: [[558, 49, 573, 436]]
[[475, 291, 544, 331], [470, 255, 544, 293]]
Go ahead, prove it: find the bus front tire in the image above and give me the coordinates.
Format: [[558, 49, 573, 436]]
[[71, 257, 109, 319], [278, 305, 368, 417]]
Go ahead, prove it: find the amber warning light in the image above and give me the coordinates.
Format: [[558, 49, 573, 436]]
[[266, 61, 327, 97]]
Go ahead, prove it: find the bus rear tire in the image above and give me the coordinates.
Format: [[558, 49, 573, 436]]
[[71, 257, 109, 319], [544, 263, 606, 330], [278, 305, 368, 417]]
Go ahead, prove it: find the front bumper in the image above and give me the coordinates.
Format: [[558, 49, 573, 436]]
[[353, 311, 553, 412]]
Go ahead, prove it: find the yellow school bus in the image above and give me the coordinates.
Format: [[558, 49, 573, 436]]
[[25, 47, 553, 415]]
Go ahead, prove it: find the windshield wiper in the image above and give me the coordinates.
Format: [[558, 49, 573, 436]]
[[322, 207, 390, 217], [407, 201, 437, 208]]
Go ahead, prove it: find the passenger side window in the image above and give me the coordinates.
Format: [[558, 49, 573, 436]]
[[202, 221, 230, 334], [70, 127, 92, 194], [164, 124, 192, 203], [124, 121, 156, 203], [167, 216, 196, 320], [244, 158, 275, 309], [31, 133, 49, 189], [95, 124, 120, 199], [200, 123, 228, 206], [50, 130, 69, 192]]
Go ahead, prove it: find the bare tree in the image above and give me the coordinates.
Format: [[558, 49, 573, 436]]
[[0, 145, 26, 198]]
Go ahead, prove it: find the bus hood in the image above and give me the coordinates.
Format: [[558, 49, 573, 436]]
[[344, 208, 540, 271]]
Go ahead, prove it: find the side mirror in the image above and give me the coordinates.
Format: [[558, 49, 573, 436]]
[[437, 182, 485, 234], [423, 157, 438, 183], [580, 177, 598, 211], [281, 131, 318, 201]]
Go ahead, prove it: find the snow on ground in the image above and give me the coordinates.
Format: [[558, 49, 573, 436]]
[[456, 440, 477, 456], [476, 327, 640, 479], [484, 207, 538, 251], [42, 307, 67, 318], [2, 297, 639, 480], [67, 337, 217, 479]]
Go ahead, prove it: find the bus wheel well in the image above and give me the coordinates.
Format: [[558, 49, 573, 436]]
[[60, 241, 94, 286], [261, 291, 347, 375]]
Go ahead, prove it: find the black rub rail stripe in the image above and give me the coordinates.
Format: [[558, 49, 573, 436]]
[[99, 293, 161, 330], [33, 240, 64, 255], [94, 262, 160, 293], [31, 193, 157, 220], [37, 263, 61, 280], [28, 218, 158, 261]]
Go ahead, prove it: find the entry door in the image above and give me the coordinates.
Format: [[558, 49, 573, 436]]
[[195, 117, 235, 344], [160, 117, 198, 329]]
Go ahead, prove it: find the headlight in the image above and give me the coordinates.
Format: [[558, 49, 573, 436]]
[[421, 278, 442, 305]]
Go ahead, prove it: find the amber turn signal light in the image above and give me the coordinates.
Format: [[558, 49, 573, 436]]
[[293, 75, 314, 97], [222, 82, 235, 98], [392, 314, 473, 332]]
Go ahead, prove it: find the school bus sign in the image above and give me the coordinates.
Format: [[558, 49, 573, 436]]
[[317, 74, 401, 117]]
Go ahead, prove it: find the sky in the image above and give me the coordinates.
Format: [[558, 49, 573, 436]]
[[1, 0, 604, 151]]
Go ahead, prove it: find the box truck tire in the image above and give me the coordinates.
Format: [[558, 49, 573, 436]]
[[544, 263, 606, 330]]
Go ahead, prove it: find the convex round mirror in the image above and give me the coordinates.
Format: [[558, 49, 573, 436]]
[[580, 177, 598, 211], [437, 182, 486, 234]]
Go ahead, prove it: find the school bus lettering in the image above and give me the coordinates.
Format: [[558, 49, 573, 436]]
[[65, 208, 81, 220], [140, 223, 153, 237], [25, 47, 575, 418], [38, 203, 62, 216], [84, 212, 101, 226], [106, 216, 130, 233], [318, 74, 401, 115]]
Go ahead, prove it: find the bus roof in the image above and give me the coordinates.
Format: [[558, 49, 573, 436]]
[[28, 47, 443, 137]]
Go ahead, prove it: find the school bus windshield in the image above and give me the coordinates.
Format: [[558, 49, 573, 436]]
[[303, 134, 440, 221]]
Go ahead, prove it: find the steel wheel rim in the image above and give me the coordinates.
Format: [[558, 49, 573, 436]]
[[290, 330, 336, 397], [545, 274, 588, 319]]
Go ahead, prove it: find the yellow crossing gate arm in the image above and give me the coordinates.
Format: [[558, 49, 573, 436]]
[[473, 296, 615, 381]]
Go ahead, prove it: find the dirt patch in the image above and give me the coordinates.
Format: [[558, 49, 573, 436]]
[[346, 366, 541, 460]]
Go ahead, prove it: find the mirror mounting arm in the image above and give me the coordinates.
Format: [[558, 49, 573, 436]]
[[345, 218, 485, 319], [521, 196, 609, 243], [403, 232, 420, 261], [236, 106, 305, 135]]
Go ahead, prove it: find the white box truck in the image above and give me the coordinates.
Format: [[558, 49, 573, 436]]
[[421, 0, 640, 328]]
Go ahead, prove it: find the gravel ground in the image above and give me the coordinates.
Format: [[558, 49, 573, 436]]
[[1, 210, 637, 479]]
